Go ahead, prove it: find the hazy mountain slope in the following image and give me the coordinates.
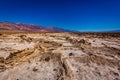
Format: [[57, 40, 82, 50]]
[[0, 22, 70, 32]]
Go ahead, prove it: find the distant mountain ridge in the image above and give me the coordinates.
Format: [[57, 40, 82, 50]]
[[109, 30, 120, 32], [0, 22, 70, 32], [101, 29, 120, 32]]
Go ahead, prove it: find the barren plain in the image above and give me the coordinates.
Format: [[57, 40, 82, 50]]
[[0, 32, 120, 80]]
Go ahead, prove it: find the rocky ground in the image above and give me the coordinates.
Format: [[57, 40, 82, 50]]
[[0, 32, 120, 80]]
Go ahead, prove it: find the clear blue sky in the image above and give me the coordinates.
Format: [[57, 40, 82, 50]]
[[0, 0, 120, 31]]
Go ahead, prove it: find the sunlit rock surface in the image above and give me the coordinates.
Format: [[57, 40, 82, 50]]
[[0, 32, 120, 80]]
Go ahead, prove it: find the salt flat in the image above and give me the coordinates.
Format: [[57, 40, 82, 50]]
[[0, 32, 120, 80]]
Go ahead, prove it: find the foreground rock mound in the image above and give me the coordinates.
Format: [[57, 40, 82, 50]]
[[0, 32, 120, 80]]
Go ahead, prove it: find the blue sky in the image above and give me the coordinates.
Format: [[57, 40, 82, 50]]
[[0, 0, 120, 31]]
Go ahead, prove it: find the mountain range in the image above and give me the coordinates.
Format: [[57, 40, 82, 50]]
[[0, 22, 120, 32], [109, 30, 120, 32], [0, 22, 70, 32]]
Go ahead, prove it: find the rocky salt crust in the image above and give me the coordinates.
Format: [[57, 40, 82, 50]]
[[0, 33, 120, 80]]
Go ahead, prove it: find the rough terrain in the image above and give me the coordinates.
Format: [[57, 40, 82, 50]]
[[0, 32, 120, 80]]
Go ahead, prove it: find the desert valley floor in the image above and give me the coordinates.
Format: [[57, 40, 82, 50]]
[[0, 32, 120, 80]]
